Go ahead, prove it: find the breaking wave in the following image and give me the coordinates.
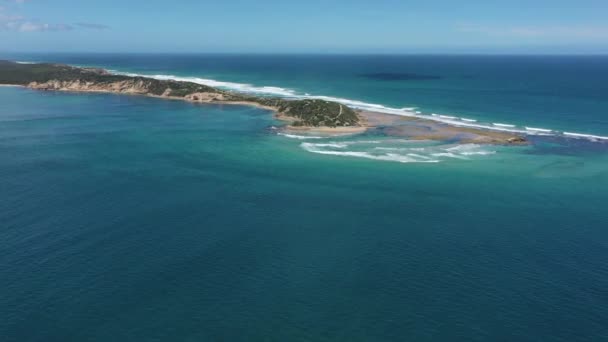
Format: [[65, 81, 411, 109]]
[[109, 70, 608, 142], [277, 133, 324, 140], [300, 141, 497, 164]]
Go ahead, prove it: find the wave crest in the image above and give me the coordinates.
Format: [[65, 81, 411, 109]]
[[109, 70, 608, 143], [300, 141, 496, 164]]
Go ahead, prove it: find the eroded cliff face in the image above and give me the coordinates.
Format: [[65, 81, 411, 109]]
[[2, 61, 367, 128], [27, 80, 230, 103], [0, 61, 534, 141], [184, 92, 226, 102], [28, 79, 157, 94], [24, 79, 365, 129]]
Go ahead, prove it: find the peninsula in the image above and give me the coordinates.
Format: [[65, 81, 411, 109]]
[[0, 60, 359, 128], [0, 60, 526, 144]]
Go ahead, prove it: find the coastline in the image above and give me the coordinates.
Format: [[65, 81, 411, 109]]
[[0, 59, 530, 145], [357, 111, 527, 144], [4, 60, 608, 143], [7, 83, 365, 131], [2, 81, 528, 144]]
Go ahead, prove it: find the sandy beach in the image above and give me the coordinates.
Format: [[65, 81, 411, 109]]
[[358, 110, 527, 144], [281, 109, 527, 144], [10, 78, 526, 145]]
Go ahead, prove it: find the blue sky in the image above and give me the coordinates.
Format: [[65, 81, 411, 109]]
[[1, 0, 607, 53]]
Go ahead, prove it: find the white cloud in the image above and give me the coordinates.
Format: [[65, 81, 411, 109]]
[[0, 12, 72, 32], [0, 5, 108, 32], [0, 12, 24, 21], [17, 21, 73, 32]]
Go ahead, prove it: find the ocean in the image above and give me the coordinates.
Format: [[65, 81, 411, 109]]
[[1, 54, 607, 341]]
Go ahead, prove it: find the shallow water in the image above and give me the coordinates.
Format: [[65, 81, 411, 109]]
[[9, 54, 608, 137], [1, 86, 607, 341]]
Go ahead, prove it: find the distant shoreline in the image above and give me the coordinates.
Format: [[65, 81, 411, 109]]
[[0, 60, 530, 144], [16, 83, 372, 135], [3, 82, 526, 141]]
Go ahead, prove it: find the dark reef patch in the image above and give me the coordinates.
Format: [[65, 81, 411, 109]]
[[359, 72, 441, 81], [524, 136, 608, 156]]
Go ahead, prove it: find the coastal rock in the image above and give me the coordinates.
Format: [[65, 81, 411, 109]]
[[2, 61, 365, 129], [507, 136, 527, 144], [185, 92, 225, 102], [28, 79, 152, 94]]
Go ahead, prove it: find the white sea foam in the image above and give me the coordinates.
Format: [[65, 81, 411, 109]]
[[308, 142, 348, 148], [277, 133, 324, 140], [406, 153, 432, 160], [445, 144, 479, 152], [374, 147, 402, 151], [301, 143, 440, 163], [374, 146, 428, 152], [16, 61, 37, 64], [460, 151, 496, 156], [445, 144, 495, 156], [343, 140, 383, 145], [300, 141, 498, 163], [107, 70, 608, 143], [431, 152, 468, 159], [417, 115, 529, 135], [563, 132, 608, 141], [493, 123, 516, 128], [525, 127, 552, 133]]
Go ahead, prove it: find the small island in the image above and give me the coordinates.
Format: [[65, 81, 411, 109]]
[[0, 60, 527, 144]]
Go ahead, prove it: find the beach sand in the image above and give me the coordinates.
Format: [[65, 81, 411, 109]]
[[360, 111, 526, 144], [13, 81, 526, 145], [281, 110, 527, 145]]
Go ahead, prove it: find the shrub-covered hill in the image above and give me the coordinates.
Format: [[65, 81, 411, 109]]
[[0, 60, 360, 127]]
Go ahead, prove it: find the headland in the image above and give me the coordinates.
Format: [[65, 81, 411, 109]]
[[0, 60, 527, 145]]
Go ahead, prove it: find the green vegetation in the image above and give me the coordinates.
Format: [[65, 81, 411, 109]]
[[233, 96, 360, 127], [273, 98, 358, 127], [0, 60, 360, 127], [0, 60, 136, 85], [0, 61, 218, 96]]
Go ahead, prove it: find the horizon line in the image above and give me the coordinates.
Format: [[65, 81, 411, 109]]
[[2, 51, 608, 57]]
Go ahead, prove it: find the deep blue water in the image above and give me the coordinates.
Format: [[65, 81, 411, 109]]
[[7, 53, 608, 135], [1, 55, 608, 341]]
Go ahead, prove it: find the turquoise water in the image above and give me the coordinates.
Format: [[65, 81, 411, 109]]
[[10, 54, 608, 136], [1, 55, 608, 341]]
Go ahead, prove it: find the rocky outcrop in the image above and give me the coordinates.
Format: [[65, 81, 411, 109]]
[[184, 92, 226, 102], [28, 79, 157, 94], [1, 60, 364, 128], [29, 80, 229, 103], [507, 137, 527, 144], [24, 78, 361, 128]]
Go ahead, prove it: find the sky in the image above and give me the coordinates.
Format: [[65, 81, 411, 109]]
[[1, 0, 607, 54]]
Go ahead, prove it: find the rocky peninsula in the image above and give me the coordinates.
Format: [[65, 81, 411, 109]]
[[0, 60, 359, 128], [0, 60, 527, 144]]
